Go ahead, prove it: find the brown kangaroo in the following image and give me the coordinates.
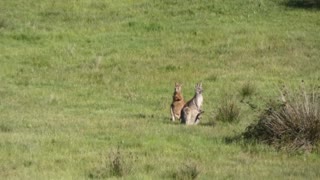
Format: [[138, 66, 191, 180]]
[[170, 83, 185, 121]]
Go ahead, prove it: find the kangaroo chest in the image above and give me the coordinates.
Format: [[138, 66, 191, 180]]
[[193, 94, 203, 110]]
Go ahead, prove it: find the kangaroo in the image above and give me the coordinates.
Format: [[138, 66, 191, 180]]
[[170, 83, 185, 121], [181, 83, 204, 125]]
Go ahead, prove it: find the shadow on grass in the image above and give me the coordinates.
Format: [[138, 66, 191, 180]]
[[163, 119, 216, 126], [284, 0, 320, 9], [199, 121, 216, 127], [163, 120, 182, 126], [131, 113, 183, 126], [223, 132, 264, 149], [132, 113, 155, 119], [223, 134, 250, 147]]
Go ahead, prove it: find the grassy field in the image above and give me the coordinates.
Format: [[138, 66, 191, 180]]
[[1, 0, 320, 179]]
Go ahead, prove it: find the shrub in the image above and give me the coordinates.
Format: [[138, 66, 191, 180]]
[[215, 99, 240, 123], [243, 84, 320, 152]]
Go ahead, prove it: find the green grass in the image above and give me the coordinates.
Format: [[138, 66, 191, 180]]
[[0, 0, 320, 179]]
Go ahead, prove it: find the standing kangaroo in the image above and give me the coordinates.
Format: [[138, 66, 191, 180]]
[[181, 83, 204, 125], [170, 83, 185, 121]]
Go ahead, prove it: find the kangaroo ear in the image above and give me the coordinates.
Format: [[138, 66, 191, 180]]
[[199, 82, 202, 87]]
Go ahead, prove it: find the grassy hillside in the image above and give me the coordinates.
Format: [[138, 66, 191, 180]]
[[0, 0, 319, 179]]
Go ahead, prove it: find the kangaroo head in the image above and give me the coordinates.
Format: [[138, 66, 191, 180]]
[[195, 83, 203, 95], [174, 82, 182, 93]]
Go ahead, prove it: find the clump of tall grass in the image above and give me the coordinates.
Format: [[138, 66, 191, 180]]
[[239, 82, 256, 99], [172, 162, 201, 180], [0, 19, 7, 29], [243, 84, 320, 152], [0, 124, 13, 132], [215, 98, 240, 123], [88, 147, 135, 178]]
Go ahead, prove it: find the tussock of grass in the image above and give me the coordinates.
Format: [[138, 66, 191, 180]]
[[240, 82, 256, 99], [0, 124, 12, 132], [243, 84, 320, 152], [88, 147, 136, 178], [172, 162, 201, 180], [215, 99, 241, 123], [0, 19, 7, 29]]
